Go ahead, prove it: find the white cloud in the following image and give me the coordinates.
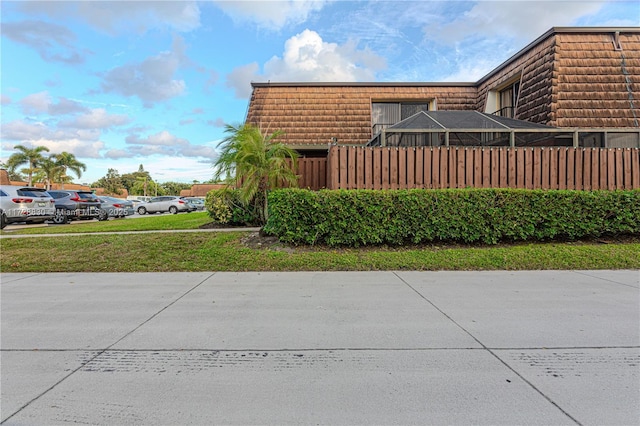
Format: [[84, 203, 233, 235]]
[[0, 114, 127, 160], [18, 1, 201, 34], [226, 29, 386, 98], [126, 130, 188, 147], [226, 63, 260, 98], [59, 109, 131, 129], [20, 92, 90, 115], [32, 139, 105, 159], [103, 149, 133, 160], [20, 91, 51, 114], [100, 36, 189, 106], [0, 20, 89, 64], [213, 0, 330, 30], [426, 1, 606, 43], [1, 95, 11, 105], [1, 121, 105, 159], [122, 130, 218, 160]]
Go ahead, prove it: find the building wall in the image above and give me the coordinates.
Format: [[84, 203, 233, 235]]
[[247, 85, 477, 147], [246, 29, 640, 149], [551, 31, 640, 127], [476, 34, 557, 124]]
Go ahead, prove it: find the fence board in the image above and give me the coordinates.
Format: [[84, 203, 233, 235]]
[[322, 146, 638, 190], [432, 148, 440, 188], [632, 148, 640, 188], [474, 149, 482, 188], [363, 148, 371, 189], [623, 149, 632, 189], [583, 149, 591, 190], [382, 148, 390, 189], [356, 147, 364, 188], [407, 148, 416, 188], [608, 150, 616, 190], [558, 148, 567, 190], [373, 148, 382, 190], [592, 149, 601, 190], [339, 147, 348, 189], [549, 148, 558, 190], [481, 149, 489, 188], [415, 148, 424, 187], [448, 148, 457, 188]]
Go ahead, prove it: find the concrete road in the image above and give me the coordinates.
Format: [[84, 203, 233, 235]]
[[1, 271, 638, 425]]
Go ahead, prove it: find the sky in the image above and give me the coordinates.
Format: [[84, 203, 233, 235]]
[[1, 0, 639, 185]]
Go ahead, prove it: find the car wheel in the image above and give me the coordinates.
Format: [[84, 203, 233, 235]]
[[52, 210, 68, 224], [169, 206, 178, 214], [0, 211, 6, 230], [137, 206, 147, 215], [98, 210, 109, 221]]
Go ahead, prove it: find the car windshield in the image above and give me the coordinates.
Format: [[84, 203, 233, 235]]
[[77, 192, 99, 201], [17, 189, 51, 198]]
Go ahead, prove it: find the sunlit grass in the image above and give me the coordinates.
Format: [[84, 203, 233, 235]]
[[1, 212, 215, 234], [1, 232, 638, 272]]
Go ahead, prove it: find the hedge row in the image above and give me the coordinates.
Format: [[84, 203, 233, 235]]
[[264, 188, 640, 246]]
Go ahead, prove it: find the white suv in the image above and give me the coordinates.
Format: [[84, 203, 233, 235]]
[[0, 185, 56, 229]]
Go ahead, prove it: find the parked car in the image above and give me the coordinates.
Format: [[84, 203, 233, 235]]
[[0, 185, 56, 229], [183, 197, 205, 211], [136, 196, 196, 215], [128, 199, 146, 209], [47, 190, 102, 224], [96, 196, 135, 220]]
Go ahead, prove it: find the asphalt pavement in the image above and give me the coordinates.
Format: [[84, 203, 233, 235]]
[[1, 270, 639, 425]]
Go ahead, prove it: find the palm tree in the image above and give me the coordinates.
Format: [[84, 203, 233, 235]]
[[213, 123, 299, 224], [52, 152, 86, 189], [33, 158, 63, 190], [7, 145, 50, 186]]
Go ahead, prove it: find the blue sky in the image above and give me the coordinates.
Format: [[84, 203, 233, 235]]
[[1, 0, 638, 184]]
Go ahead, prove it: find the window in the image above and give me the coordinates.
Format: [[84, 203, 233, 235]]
[[485, 73, 522, 118], [498, 81, 520, 118], [371, 101, 432, 135]]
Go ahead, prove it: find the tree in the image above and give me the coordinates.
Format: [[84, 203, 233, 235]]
[[92, 168, 125, 195], [121, 165, 151, 194], [160, 181, 192, 196], [33, 158, 63, 190], [213, 123, 298, 224], [52, 152, 86, 189], [0, 160, 24, 182], [6, 145, 50, 186]]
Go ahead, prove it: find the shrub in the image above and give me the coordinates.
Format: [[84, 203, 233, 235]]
[[205, 188, 262, 226], [264, 188, 640, 247]]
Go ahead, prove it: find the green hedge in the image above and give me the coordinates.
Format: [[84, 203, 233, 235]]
[[264, 188, 640, 246], [205, 188, 262, 226]]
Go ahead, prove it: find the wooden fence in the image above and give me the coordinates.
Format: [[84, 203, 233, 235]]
[[305, 146, 639, 191], [295, 158, 328, 190]]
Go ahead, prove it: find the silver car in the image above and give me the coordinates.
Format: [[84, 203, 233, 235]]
[[0, 185, 56, 229], [136, 196, 196, 215], [97, 196, 135, 220], [183, 197, 205, 211]]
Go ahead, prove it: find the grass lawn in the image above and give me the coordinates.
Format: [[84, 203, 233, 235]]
[[1, 214, 639, 272], [2, 212, 214, 234]]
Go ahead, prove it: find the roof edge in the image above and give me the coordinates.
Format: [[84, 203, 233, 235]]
[[476, 26, 639, 85], [251, 81, 475, 88]]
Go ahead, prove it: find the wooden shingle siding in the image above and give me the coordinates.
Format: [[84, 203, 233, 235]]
[[552, 32, 640, 128], [477, 34, 556, 125], [247, 85, 477, 147]]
